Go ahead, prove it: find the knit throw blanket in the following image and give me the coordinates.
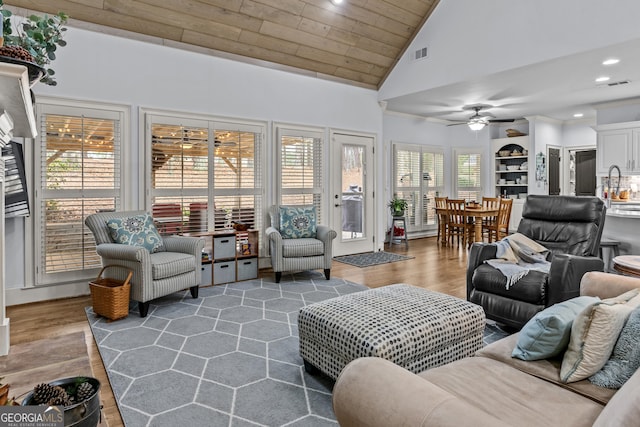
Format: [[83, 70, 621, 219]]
[[485, 233, 551, 290]]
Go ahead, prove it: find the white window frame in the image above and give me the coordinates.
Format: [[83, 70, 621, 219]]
[[28, 98, 129, 287], [274, 124, 326, 223], [391, 142, 444, 233], [453, 148, 483, 202]]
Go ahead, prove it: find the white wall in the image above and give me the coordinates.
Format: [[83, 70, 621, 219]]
[[562, 121, 597, 147], [7, 23, 384, 303], [380, 0, 640, 100]]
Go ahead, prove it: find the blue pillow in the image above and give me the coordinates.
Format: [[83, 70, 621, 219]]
[[589, 306, 640, 389], [107, 214, 165, 253], [512, 296, 599, 361], [279, 206, 317, 239]]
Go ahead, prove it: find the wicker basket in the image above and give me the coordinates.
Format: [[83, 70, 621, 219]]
[[90, 265, 132, 322]]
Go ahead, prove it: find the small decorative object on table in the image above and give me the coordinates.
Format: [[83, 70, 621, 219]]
[[232, 221, 249, 231]]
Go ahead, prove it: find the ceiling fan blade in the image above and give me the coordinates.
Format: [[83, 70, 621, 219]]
[[488, 118, 515, 123], [446, 122, 468, 127]]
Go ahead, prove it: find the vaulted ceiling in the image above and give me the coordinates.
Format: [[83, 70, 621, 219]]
[[5, 0, 439, 89]]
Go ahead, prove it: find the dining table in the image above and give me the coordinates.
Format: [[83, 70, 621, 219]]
[[436, 205, 499, 244]]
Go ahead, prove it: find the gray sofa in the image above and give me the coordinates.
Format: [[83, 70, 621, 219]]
[[333, 272, 640, 427]]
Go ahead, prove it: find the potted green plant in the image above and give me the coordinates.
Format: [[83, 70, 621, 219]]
[[0, 0, 68, 85], [387, 197, 408, 217]]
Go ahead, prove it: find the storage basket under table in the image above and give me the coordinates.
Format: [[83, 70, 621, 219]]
[[90, 265, 132, 321]]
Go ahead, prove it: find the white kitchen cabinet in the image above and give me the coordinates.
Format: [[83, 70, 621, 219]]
[[596, 123, 640, 174]]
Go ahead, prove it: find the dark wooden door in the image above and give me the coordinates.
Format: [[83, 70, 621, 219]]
[[575, 150, 596, 196], [548, 148, 560, 195]]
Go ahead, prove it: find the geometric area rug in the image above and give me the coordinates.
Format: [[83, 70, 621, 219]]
[[334, 251, 414, 267], [86, 272, 509, 426]]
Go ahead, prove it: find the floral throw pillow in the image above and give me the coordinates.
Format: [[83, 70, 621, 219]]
[[107, 214, 165, 253], [279, 206, 317, 239]]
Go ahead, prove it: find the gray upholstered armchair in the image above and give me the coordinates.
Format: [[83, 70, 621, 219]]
[[265, 205, 337, 283], [85, 210, 204, 317]]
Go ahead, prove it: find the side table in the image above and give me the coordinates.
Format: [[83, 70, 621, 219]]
[[389, 217, 408, 247], [613, 255, 640, 278]]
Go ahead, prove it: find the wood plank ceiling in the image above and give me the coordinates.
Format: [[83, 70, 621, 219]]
[[5, 0, 439, 89]]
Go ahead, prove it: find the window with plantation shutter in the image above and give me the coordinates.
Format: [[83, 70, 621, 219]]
[[276, 126, 324, 222], [147, 114, 264, 240], [35, 103, 125, 285], [454, 149, 482, 202], [392, 142, 444, 232]]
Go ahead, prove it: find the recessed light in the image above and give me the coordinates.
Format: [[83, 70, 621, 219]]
[[595, 76, 610, 83], [573, 113, 584, 118], [331, 0, 343, 4], [602, 58, 620, 66]]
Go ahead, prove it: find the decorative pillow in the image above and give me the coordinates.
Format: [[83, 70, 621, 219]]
[[107, 214, 165, 253], [560, 289, 640, 383], [512, 296, 599, 361], [589, 306, 640, 389], [279, 206, 317, 239]]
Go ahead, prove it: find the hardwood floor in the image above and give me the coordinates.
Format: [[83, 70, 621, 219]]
[[5, 236, 468, 427]]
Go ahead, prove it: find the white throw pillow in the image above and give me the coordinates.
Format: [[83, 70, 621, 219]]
[[560, 289, 640, 383]]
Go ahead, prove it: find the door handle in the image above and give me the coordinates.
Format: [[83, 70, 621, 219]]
[[335, 203, 342, 207]]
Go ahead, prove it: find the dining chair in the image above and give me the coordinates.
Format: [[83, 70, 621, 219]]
[[481, 197, 500, 242], [445, 199, 471, 247], [435, 197, 448, 244], [485, 198, 513, 242]]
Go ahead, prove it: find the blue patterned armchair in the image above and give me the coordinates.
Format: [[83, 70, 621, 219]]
[[265, 205, 337, 283], [85, 210, 204, 317]]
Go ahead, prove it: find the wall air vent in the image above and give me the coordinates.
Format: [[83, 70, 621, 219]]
[[414, 47, 428, 60], [608, 80, 630, 86]]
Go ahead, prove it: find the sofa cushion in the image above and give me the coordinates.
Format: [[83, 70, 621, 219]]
[[590, 306, 640, 389], [478, 334, 616, 405], [561, 289, 640, 383], [149, 251, 195, 280], [418, 356, 604, 426], [472, 264, 547, 304], [281, 237, 324, 257], [279, 206, 317, 239], [512, 296, 599, 361], [107, 214, 165, 253]]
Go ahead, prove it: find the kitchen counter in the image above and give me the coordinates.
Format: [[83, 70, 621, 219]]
[[602, 203, 640, 255], [607, 206, 640, 218]]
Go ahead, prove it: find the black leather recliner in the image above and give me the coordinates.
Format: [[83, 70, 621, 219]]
[[467, 195, 606, 330]]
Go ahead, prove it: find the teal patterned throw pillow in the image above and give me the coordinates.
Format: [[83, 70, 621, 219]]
[[107, 214, 165, 253], [279, 206, 317, 239]]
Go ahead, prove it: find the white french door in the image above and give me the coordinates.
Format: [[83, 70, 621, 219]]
[[330, 132, 375, 256]]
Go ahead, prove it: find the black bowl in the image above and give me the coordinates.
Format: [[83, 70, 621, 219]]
[[22, 377, 101, 427]]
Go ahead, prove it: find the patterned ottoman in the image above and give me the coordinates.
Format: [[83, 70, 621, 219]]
[[298, 284, 486, 380]]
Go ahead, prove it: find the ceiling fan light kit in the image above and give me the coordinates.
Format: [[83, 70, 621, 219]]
[[468, 120, 487, 131]]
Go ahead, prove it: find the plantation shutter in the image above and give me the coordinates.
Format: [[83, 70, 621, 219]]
[[37, 106, 122, 284], [150, 120, 209, 235], [455, 151, 482, 202], [277, 128, 324, 222], [392, 143, 443, 231], [212, 122, 263, 231]]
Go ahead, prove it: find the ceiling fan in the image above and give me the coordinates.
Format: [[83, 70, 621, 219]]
[[448, 105, 517, 130]]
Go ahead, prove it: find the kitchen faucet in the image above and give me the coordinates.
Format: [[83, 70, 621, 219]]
[[608, 164, 621, 198]]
